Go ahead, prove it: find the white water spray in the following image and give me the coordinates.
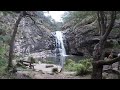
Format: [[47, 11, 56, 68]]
[[55, 31, 66, 68], [55, 31, 66, 56]]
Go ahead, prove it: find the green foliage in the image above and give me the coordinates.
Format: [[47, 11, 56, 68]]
[[65, 59, 92, 76], [65, 59, 77, 71], [0, 43, 8, 59], [2, 35, 10, 43], [0, 57, 7, 67], [0, 47, 6, 56], [38, 11, 62, 31], [76, 59, 92, 75], [113, 41, 120, 49], [62, 11, 96, 25], [0, 31, 8, 76], [111, 28, 120, 35], [0, 28, 9, 76], [65, 59, 75, 65], [0, 65, 7, 76], [78, 59, 92, 69], [0, 56, 7, 76]]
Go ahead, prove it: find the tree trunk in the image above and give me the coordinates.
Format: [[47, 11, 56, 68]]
[[91, 63, 103, 79], [91, 43, 103, 79], [7, 11, 24, 70], [91, 11, 116, 79]]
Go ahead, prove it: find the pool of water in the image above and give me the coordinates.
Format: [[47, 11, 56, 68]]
[[41, 55, 90, 67]]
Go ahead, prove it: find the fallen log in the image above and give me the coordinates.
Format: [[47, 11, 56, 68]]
[[18, 60, 34, 69], [45, 65, 54, 68]]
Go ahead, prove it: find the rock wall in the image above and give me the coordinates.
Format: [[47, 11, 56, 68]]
[[62, 18, 120, 57], [0, 11, 56, 57], [14, 12, 56, 56]]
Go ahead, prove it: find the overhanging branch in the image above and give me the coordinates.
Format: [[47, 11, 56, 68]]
[[93, 56, 120, 65], [102, 11, 116, 42], [24, 12, 43, 36]]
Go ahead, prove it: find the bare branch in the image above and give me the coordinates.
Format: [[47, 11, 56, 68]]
[[97, 11, 102, 35], [93, 56, 120, 65], [102, 11, 116, 42], [99, 11, 106, 35], [26, 15, 43, 36], [103, 12, 107, 30]]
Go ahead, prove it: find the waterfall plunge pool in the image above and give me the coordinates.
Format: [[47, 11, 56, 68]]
[[40, 55, 90, 66]]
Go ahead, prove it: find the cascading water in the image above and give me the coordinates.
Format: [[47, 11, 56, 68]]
[[55, 31, 66, 68], [55, 31, 66, 56]]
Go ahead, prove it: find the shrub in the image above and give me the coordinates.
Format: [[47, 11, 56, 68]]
[[65, 59, 77, 71], [76, 63, 92, 76], [65, 58, 92, 76], [0, 58, 7, 76], [0, 58, 7, 67], [77, 59, 92, 75], [113, 40, 120, 49], [65, 59, 75, 65], [76, 64, 87, 75]]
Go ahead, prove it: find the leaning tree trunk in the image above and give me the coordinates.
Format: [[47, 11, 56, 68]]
[[91, 11, 116, 79], [91, 43, 104, 79], [92, 63, 103, 79], [7, 11, 24, 70], [92, 12, 106, 79]]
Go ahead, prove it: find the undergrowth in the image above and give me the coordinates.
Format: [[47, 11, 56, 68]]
[[64, 58, 92, 76]]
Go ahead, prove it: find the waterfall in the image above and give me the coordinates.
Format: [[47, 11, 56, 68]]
[[55, 31, 66, 68], [55, 31, 66, 56]]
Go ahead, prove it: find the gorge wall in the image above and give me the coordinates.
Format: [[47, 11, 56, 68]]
[[14, 12, 56, 57], [62, 17, 120, 57], [0, 11, 56, 58]]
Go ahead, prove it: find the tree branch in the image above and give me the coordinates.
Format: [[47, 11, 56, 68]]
[[26, 14, 43, 36], [102, 11, 116, 42], [99, 11, 106, 35], [104, 12, 107, 30], [93, 56, 120, 65], [97, 11, 102, 35]]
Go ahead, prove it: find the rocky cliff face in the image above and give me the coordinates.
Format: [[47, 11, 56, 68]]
[[62, 18, 120, 57], [14, 11, 56, 56], [0, 11, 56, 57]]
